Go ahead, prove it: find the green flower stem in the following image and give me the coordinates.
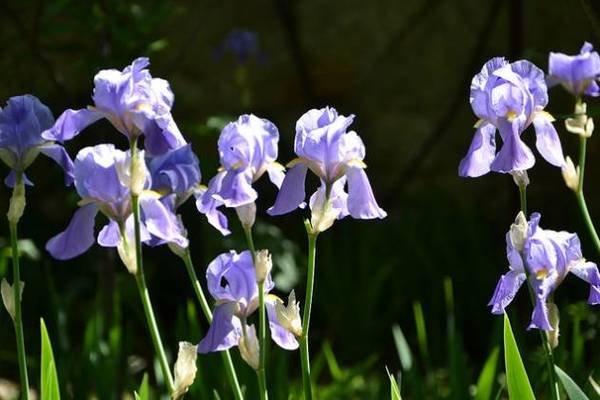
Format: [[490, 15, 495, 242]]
[[181, 248, 243, 400], [8, 178, 29, 399], [130, 141, 174, 395], [300, 220, 318, 400], [576, 136, 600, 255], [242, 226, 268, 400], [518, 184, 560, 400]]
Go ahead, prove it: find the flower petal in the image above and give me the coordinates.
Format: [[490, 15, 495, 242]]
[[570, 261, 600, 304], [4, 171, 33, 188], [197, 303, 242, 353], [458, 123, 497, 177], [533, 114, 564, 167], [488, 270, 526, 314], [267, 163, 308, 216], [346, 166, 386, 219], [97, 220, 121, 247], [490, 119, 535, 173], [139, 195, 188, 247], [46, 203, 99, 260], [38, 143, 74, 185], [41, 108, 102, 142], [266, 297, 299, 350]]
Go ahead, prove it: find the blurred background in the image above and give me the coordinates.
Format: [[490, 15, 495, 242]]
[[1, 0, 600, 398]]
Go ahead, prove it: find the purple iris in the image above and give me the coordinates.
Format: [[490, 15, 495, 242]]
[[548, 42, 600, 97], [267, 107, 386, 222], [46, 144, 187, 260], [196, 114, 284, 235], [0, 95, 73, 187], [489, 212, 600, 330], [42, 58, 186, 156], [197, 250, 298, 353], [459, 58, 565, 177]]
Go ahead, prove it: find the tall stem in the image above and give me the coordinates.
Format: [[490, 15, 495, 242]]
[[517, 184, 560, 400], [130, 141, 174, 394], [576, 136, 600, 255], [8, 213, 29, 400], [242, 226, 268, 400], [181, 249, 243, 400], [300, 221, 318, 400]]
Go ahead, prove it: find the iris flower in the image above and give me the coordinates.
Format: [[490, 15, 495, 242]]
[[548, 42, 600, 97]]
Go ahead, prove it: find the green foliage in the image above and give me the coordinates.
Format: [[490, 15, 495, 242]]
[[555, 366, 590, 400], [387, 368, 402, 400], [503, 314, 535, 400], [41, 318, 60, 400], [134, 373, 150, 400], [474, 347, 499, 400]]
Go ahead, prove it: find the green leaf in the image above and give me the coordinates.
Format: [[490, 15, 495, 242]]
[[555, 366, 590, 400], [386, 367, 402, 400], [392, 324, 413, 371], [135, 373, 150, 400], [503, 314, 535, 400], [474, 347, 499, 400], [40, 318, 60, 400]]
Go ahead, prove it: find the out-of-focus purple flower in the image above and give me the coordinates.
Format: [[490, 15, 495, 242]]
[[46, 144, 187, 261], [459, 58, 565, 177], [42, 58, 186, 156], [214, 29, 265, 65], [489, 212, 600, 331], [267, 107, 386, 228], [196, 114, 284, 235], [197, 250, 298, 353], [548, 42, 600, 97], [0, 95, 73, 187]]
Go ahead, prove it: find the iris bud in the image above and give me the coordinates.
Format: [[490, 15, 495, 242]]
[[172, 341, 198, 399], [239, 325, 260, 370], [255, 249, 272, 283]]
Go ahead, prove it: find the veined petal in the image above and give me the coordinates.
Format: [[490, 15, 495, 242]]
[[197, 303, 242, 353], [46, 203, 99, 260], [38, 143, 74, 185], [139, 195, 188, 247], [458, 123, 497, 177], [265, 297, 299, 350], [267, 163, 308, 216], [490, 119, 535, 173], [41, 108, 102, 142], [533, 113, 565, 167], [488, 270, 526, 314], [346, 166, 386, 219]]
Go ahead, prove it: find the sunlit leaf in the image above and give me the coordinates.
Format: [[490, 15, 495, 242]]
[[555, 366, 590, 400], [503, 314, 535, 400], [475, 347, 499, 400], [41, 318, 60, 400]]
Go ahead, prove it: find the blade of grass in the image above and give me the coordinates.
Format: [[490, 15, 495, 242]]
[[474, 347, 499, 400], [503, 314, 535, 400], [40, 318, 60, 400], [555, 365, 590, 400]]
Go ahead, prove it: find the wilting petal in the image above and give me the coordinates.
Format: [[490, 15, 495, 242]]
[[533, 114, 564, 167], [570, 261, 600, 304], [265, 297, 299, 350], [267, 163, 308, 216], [42, 108, 102, 142], [139, 195, 188, 247], [38, 144, 74, 185], [97, 220, 121, 247], [197, 303, 242, 353], [490, 120, 535, 173], [46, 203, 99, 260], [458, 123, 497, 177], [215, 170, 257, 208], [488, 270, 526, 314], [346, 166, 386, 219]]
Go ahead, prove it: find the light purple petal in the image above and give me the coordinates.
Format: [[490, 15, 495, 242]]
[[458, 123, 497, 177], [197, 303, 242, 353], [97, 220, 121, 247], [266, 163, 285, 188], [267, 163, 308, 216], [490, 119, 535, 173], [214, 170, 257, 208], [39, 144, 74, 185], [195, 174, 231, 236], [570, 261, 600, 304], [346, 166, 386, 219], [265, 297, 299, 350], [527, 274, 558, 331], [46, 203, 99, 260], [533, 114, 564, 167], [4, 171, 33, 188], [488, 270, 526, 314], [41, 109, 102, 142], [139, 195, 188, 247]]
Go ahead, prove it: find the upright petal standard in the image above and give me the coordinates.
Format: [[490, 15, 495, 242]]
[[548, 42, 600, 97]]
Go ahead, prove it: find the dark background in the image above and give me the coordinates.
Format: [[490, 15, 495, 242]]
[[0, 0, 599, 398]]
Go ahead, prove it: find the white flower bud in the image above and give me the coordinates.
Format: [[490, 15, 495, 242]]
[[275, 290, 302, 337], [239, 325, 260, 370], [509, 211, 528, 252], [116, 152, 148, 196], [172, 341, 198, 400], [510, 170, 529, 188], [235, 202, 256, 229], [561, 156, 580, 192], [565, 102, 593, 137], [310, 202, 338, 234], [547, 302, 560, 349], [1, 278, 24, 321], [585, 117, 595, 138], [7, 180, 26, 224], [255, 249, 272, 283], [117, 239, 137, 274]]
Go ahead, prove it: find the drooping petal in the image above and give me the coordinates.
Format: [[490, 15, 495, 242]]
[[197, 303, 242, 353], [139, 113, 187, 156], [139, 195, 188, 247], [345, 165, 386, 219], [528, 274, 558, 331], [488, 270, 526, 314], [38, 143, 74, 185], [41, 109, 102, 142], [97, 220, 121, 247], [490, 119, 535, 173], [458, 123, 497, 177], [570, 261, 600, 304], [533, 113, 564, 167], [195, 173, 231, 236], [266, 162, 285, 188], [214, 170, 257, 208], [267, 163, 308, 216], [46, 203, 99, 260], [265, 297, 299, 350]]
